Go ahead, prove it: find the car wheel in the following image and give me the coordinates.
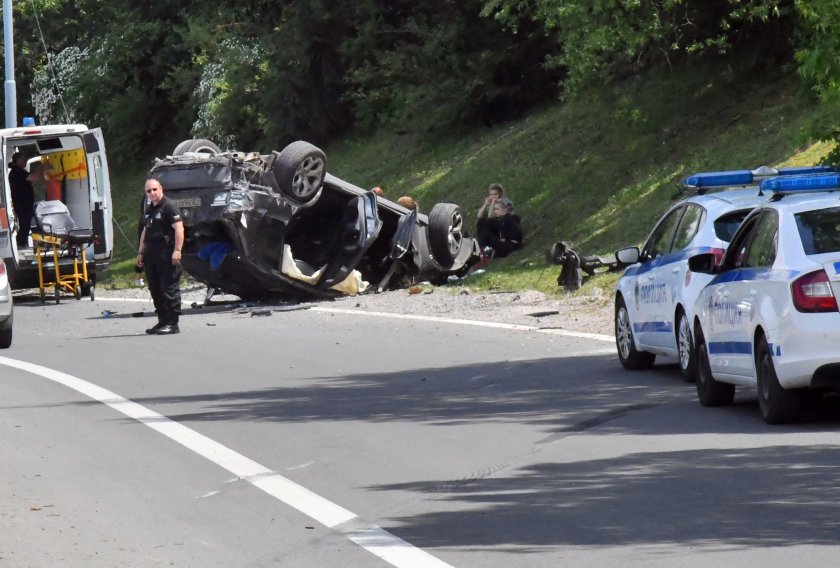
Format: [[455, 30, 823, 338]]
[[695, 328, 735, 406], [615, 295, 655, 370], [676, 309, 696, 382], [756, 336, 802, 424], [0, 317, 11, 349], [428, 203, 464, 268], [272, 141, 327, 203], [173, 138, 221, 156]]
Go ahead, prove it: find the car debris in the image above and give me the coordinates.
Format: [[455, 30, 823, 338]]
[[548, 240, 625, 291], [149, 139, 479, 301]]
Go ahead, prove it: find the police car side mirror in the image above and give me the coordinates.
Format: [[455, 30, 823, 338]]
[[615, 246, 640, 265], [688, 253, 717, 274]]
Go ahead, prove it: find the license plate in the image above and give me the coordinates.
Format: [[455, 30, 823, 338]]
[[172, 197, 202, 208]]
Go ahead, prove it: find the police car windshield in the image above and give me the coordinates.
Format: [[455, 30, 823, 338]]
[[796, 206, 840, 255]]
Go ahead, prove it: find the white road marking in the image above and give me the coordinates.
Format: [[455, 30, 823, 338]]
[[0, 356, 455, 568], [312, 306, 615, 342], [95, 297, 616, 343]]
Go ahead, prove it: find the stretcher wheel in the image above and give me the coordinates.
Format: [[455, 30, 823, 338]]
[[89, 286, 95, 301], [74, 285, 82, 300], [39, 289, 45, 304], [54, 286, 60, 304]]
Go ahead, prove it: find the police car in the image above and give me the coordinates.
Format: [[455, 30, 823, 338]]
[[689, 172, 840, 423], [614, 166, 835, 381]]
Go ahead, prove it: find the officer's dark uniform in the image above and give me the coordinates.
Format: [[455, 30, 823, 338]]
[[8, 162, 35, 247], [142, 196, 182, 328]]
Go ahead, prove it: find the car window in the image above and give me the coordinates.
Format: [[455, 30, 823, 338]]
[[725, 212, 761, 270], [796, 206, 840, 255], [742, 211, 778, 268], [714, 209, 751, 242], [642, 206, 683, 259], [671, 204, 704, 251]]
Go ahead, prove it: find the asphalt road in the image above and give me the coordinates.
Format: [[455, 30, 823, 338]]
[[3, 293, 840, 567]]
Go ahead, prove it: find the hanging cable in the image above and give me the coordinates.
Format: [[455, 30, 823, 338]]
[[28, 0, 70, 123]]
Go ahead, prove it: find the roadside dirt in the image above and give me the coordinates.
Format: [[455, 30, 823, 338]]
[[97, 280, 616, 337]]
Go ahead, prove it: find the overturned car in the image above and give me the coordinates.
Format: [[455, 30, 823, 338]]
[[148, 139, 479, 300]]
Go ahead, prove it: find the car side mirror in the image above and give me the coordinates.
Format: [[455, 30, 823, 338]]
[[615, 246, 640, 265], [688, 253, 717, 274]]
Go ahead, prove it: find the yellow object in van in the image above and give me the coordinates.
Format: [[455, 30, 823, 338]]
[[41, 149, 87, 180]]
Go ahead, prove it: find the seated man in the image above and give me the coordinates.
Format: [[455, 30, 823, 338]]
[[478, 201, 522, 258]]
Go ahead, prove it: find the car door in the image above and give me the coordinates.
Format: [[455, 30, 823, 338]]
[[316, 191, 383, 289], [634, 205, 684, 347], [706, 210, 778, 377], [83, 128, 113, 262], [0, 147, 16, 269]]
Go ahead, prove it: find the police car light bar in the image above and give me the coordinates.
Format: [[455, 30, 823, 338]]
[[759, 173, 840, 193], [683, 165, 837, 189]]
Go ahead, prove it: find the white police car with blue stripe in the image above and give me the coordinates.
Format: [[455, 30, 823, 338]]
[[690, 171, 840, 423], [614, 166, 833, 381]]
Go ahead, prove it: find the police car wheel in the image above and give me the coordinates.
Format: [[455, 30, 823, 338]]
[[615, 295, 655, 370], [676, 310, 696, 382], [756, 336, 802, 424], [695, 329, 734, 407]]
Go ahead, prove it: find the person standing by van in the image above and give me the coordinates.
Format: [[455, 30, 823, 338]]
[[136, 178, 184, 335], [8, 152, 41, 247]]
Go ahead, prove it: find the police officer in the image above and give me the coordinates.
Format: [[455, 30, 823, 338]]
[[136, 178, 184, 335]]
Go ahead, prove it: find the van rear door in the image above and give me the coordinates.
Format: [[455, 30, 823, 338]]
[[82, 128, 113, 264], [0, 168, 15, 267]]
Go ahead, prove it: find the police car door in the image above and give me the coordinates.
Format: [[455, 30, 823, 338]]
[[635, 205, 684, 348], [706, 210, 777, 377], [82, 129, 113, 263]]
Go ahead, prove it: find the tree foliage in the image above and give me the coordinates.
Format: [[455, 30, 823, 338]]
[[481, 0, 795, 93], [9, 0, 840, 162]]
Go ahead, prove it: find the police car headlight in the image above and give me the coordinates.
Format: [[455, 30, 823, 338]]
[[225, 191, 254, 213]]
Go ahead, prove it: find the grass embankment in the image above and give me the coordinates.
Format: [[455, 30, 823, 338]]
[[103, 64, 833, 295]]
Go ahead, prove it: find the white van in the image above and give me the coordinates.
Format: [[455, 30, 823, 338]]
[[0, 124, 113, 289]]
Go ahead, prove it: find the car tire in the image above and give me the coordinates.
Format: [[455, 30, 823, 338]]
[[756, 336, 802, 424], [173, 138, 221, 156], [428, 203, 464, 268], [615, 295, 655, 370], [0, 321, 11, 349], [695, 328, 735, 406], [271, 141, 327, 203], [676, 309, 696, 382]]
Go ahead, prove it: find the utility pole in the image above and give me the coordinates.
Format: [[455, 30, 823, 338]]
[[3, 0, 15, 128]]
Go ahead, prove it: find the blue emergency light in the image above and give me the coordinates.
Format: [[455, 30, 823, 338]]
[[759, 173, 840, 193], [683, 165, 837, 189]]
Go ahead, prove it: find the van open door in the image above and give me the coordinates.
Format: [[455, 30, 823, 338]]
[[0, 163, 17, 272], [82, 128, 113, 265]]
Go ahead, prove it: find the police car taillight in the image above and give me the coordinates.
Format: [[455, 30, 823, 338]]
[[791, 270, 838, 313]]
